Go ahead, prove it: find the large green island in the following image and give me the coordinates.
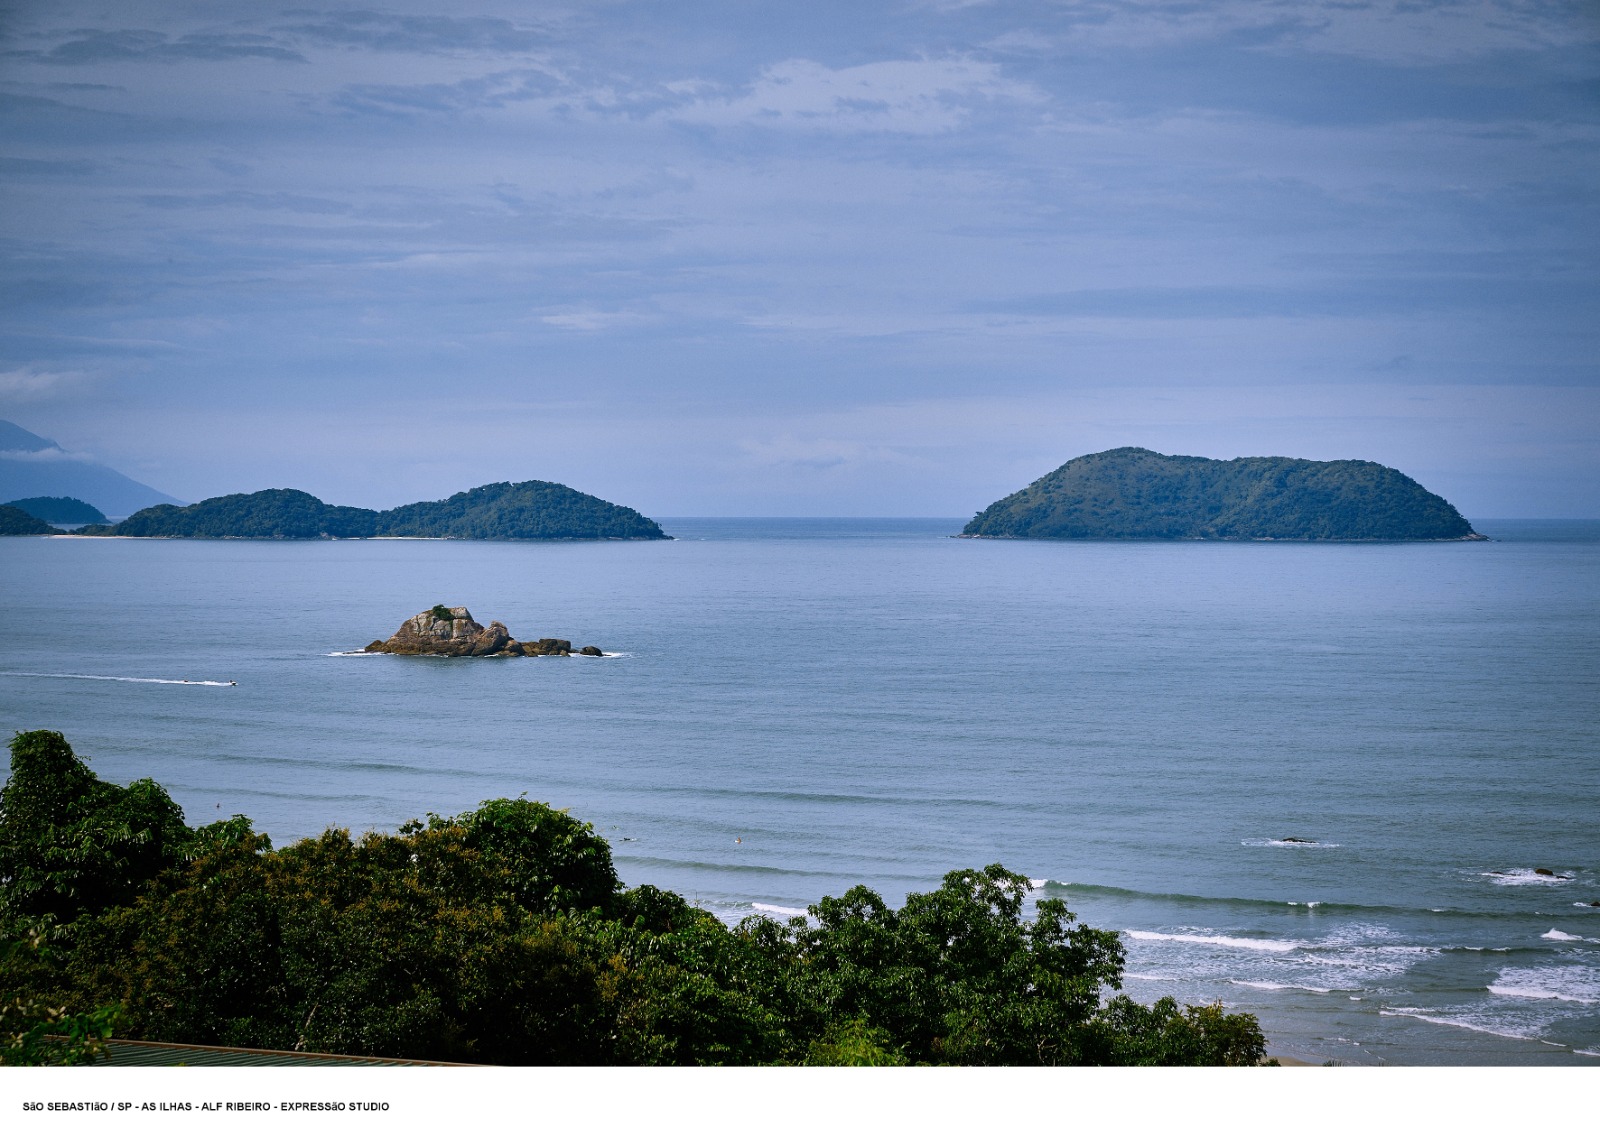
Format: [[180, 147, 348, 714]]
[[76, 480, 669, 540], [963, 447, 1484, 541]]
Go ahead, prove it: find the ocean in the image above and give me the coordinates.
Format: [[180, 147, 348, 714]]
[[2, 518, 1597, 1065]]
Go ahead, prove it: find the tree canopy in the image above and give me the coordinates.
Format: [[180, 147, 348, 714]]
[[0, 505, 60, 536], [0, 731, 1269, 1066], [3, 496, 107, 525], [375, 481, 668, 540], [964, 447, 1479, 541], [81, 481, 669, 540]]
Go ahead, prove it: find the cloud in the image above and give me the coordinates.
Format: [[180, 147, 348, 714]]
[[537, 309, 658, 332], [737, 434, 914, 471], [0, 155, 103, 178], [666, 57, 1044, 133], [273, 11, 551, 55], [22, 28, 305, 65], [131, 190, 358, 216], [1, 1, 1594, 515], [321, 54, 1042, 132], [996, 0, 1599, 64], [0, 446, 95, 462], [0, 368, 85, 401], [332, 67, 567, 117]]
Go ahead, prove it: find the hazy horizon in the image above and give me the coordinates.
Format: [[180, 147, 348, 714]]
[[2, 1, 1597, 518]]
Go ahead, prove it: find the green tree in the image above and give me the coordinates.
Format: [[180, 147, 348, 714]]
[[1091, 996, 1272, 1065], [0, 933, 120, 1064], [0, 731, 193, 929], [3, 732, 1271, 1066], [737, 865, 1129, 1065]]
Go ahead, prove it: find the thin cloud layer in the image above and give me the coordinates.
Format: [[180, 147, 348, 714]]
[[667, 57, 1044, 133], [0, 0, 1595, 515]]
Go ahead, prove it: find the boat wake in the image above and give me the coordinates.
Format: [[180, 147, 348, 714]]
[[0, 671, 236, 687]]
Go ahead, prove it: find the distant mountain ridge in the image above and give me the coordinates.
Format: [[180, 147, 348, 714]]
[[0, 422, 61, 453], [89, 481, 670, 540], [0, 419, 183, 517], [964, 448, 1482, 541]]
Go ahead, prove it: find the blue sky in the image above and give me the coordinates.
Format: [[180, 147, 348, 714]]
[[2, 0, 1596, 516]]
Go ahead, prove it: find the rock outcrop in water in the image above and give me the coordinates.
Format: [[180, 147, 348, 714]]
[[363, 606, 602, 657]]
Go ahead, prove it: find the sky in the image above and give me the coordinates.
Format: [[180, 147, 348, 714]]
[[1, 0, 1597, 517]]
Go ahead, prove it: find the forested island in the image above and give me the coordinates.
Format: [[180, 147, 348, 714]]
[[963, 448, 1483, 541], [74, 481, 669, 540], [4, 496, 107, 525], [0, 731, 1268, 1067], [0, 505, 60, 536]]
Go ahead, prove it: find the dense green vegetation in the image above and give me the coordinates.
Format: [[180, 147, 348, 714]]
[[80, 481, 668, 540], [376, 481, 668, 540], [4, 497, 107, 525], [1, 731, 1268, 1066], [964, 447, 1481, 541], [98, 489, 378, 539], [0, 506, 60, 536]]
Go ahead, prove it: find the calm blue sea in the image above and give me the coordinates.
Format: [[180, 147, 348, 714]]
[[3, 518, 1598, 1065]]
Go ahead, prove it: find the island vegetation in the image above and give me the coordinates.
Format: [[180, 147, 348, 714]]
[[964, 447, 1482, 541], [3, 497, 107, 525], [88, 488, 379, 539], [1, 731, 1268, 1066], [76, 481, 669, 541], [376, 481, 666, 540], [0, 505, 61, 536]]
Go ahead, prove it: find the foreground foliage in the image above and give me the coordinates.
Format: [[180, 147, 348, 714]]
[[1, 934, 119, 1065], [0, 731, 1268, 1065]]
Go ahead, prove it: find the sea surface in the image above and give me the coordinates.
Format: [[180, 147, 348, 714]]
[[2, 518, 1598, 1065]]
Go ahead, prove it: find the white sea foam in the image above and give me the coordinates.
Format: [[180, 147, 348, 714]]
[[1303, 949, 1438, 980], [1126, 929, 1299, 953], [1485, 986, 1583, 1002], [1541, 929, 1597, 943], [1482, 868, 1576, 886], [1487, 966, 1600, 1004], [1029, 878, 1048, 890], [750, 902, 808, 918], [1230, 980, 1332, 994], [0, 671, 236, 687], [326, 649, 629, 658], [1380, 1008, 1540, 1042], [1242, 838, 1340, 849]]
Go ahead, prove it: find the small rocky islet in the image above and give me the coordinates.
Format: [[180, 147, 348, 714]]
[[363, 606, 603, 658]]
